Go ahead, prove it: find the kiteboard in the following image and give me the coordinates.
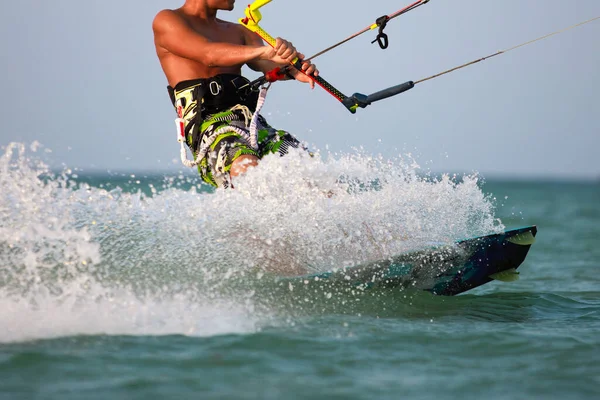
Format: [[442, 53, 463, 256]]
[[285, 226, 537, 296]]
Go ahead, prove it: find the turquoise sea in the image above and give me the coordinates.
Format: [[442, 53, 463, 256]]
[[1, 143, 599, 399]]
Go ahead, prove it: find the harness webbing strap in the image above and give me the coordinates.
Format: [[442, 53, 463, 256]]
[[249, 85, 270, 150]]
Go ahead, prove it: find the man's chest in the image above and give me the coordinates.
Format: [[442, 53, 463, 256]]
[[191, 21, 245, 45]]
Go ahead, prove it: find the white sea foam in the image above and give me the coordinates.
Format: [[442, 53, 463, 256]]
[[0, 286, 260, 343], [0, 142, 503, 343]]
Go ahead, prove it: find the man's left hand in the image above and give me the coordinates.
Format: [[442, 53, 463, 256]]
[[289, 56, 319, 89]]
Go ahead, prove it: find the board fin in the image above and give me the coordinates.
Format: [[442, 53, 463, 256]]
[[489, 268, 520, 282], [507, 231, 536, 245]]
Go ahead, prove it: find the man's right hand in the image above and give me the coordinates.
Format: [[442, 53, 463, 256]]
[[262, 37, 300, 65]]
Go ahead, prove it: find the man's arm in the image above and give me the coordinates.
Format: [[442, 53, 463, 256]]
[[242, 27, 319, 87], [153, 10, 268, 68], [243, 27, 284, 73]]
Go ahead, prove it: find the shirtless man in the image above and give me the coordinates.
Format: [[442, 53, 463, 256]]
[[153, 0, 318, 188]]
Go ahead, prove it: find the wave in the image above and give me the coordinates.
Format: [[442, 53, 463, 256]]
[[0, 142, 503, 342]]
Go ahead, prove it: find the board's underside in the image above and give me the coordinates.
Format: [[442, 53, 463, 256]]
[[295, 226, 537, 296]]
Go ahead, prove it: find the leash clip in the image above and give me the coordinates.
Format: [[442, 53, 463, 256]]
[[175, 118, 185, 143]]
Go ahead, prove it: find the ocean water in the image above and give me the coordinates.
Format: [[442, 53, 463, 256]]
[[1, 142, 599, 400]]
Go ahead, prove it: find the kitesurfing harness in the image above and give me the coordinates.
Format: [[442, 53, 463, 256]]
[[168, 75, 259, 116]]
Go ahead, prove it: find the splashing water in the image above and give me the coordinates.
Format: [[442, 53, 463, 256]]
[[0, 142, 503, 342]]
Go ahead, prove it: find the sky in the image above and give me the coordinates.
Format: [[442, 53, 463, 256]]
[[0, 0, 599, 179]]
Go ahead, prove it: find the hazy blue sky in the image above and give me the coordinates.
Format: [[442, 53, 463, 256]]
[[1, 0, 599, 179]]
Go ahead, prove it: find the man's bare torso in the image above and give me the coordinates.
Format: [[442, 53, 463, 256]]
[[155, 9, 248, 87]]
